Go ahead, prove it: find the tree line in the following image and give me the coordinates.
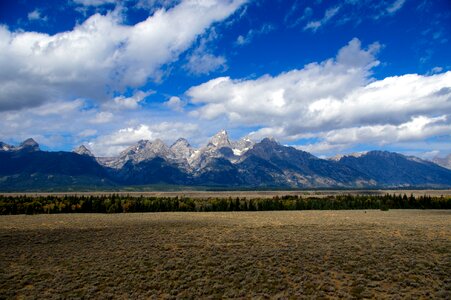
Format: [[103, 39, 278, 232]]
[[0, 193, 449, 215]]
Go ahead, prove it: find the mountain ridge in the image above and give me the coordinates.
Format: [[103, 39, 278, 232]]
[[1, 132, 450, 191]]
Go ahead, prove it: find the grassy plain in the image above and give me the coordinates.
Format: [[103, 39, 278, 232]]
[[3, 189, 451, 198], [1, 210, 450, 299]]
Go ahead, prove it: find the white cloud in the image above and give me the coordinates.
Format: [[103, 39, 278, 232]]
[[304, 6, 340, 32], [27, 9, 48, 22], [184, 28, 228, 75], [78, 129, 98, 138], [188, 38, 381, 124], [106, 90, 154, 110], [73, 0, 116, 6], [318, 115, 449, 145], [134, 0, 179, 10], [185, 52, 227, 75], [88, 122, 199, 156], [32, 99, 85, 116], [91, 111, 114, 124], [0, 0, 246, 111], [297, 115, 451, 156], [187, 38, 451, 155], [0, 95, 205, 156], [386, 0, 406, 14], [164, 96, 185, 112], [428, 66, 443, 75], [235, 23, 275, 46]]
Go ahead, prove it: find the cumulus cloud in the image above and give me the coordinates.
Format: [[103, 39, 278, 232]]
[[88, 122, 199, 156], [317, 115, 449, 146], [188, 38, 380, 124], [106, 90, 154, 110], [297, 115, 451, 155], [164, 96, 186, 112], [0, 0, 246, 111], [187, 38, 451, 155], [0, 93, 206, 156]]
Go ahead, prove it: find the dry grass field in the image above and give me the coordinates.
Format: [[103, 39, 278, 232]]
[[4, 189, 451, 199], [1, 210, 450, 299]]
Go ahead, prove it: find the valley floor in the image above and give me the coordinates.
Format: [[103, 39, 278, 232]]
[[1, 210, 450, 298], [3, 188, 451, 198]]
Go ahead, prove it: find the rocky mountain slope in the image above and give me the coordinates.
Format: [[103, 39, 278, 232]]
[[1, 132, 450, 190], [432, 154, 451, 170]]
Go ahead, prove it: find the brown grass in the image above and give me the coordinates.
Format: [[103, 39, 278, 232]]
[[1, 210, 450, 299]]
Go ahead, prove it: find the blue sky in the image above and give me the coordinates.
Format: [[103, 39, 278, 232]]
[[0, 0, 450, 158]]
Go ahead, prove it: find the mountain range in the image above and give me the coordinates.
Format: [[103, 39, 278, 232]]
[[1, 131, 450, 191]]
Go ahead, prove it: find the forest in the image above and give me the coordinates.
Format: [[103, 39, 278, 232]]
[[0, 193, 450, 215]]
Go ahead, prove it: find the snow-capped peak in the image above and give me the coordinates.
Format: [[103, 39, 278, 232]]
[[232, 136, 255, 156], [208, 129, 231, 148], [0, 142, 13, 151], [170, 138, 193, 160]]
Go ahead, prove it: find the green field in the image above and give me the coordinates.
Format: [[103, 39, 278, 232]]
[[1, 210, 450, 298]]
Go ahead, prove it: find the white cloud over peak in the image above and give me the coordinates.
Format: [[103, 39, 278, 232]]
[[187, 38, 451, 155], [0, 0, 246, 111], [88, 122, 199, 156]]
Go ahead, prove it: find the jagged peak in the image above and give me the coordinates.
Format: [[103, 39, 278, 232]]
[[330, 152, 367, 161], [171, 138, 191, 148], [126, 139, 169, 153], [136, 139, 151, 147], [0, 141, 13, 151], [208, 129, 231, 148], [152, 138, 166, 146], [74, 145, 93, 157], [366, 150, 402, 158], [20, 138, 38, 147], [213, 129, 229, 138], [18, 138, 40, 151], [232, 136, 255, 156], [260, 137, 279, 145]]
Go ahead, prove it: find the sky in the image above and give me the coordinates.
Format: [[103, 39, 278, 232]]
[[0, 0, 450, 158]]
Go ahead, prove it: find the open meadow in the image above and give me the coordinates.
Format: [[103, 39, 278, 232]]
[[4, 189, 451, 199], [1, 210, 450, 299]]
